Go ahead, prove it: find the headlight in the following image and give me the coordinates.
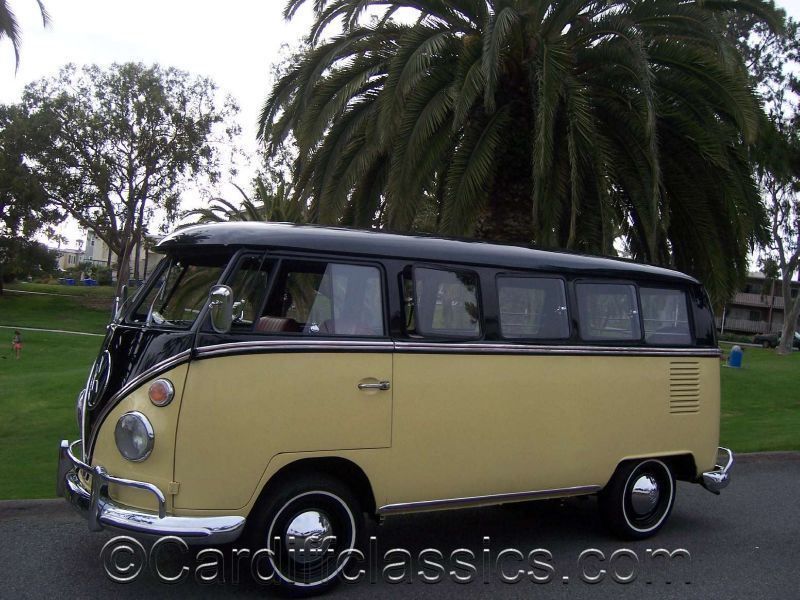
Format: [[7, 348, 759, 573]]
[[114, 412, 154, 462], [148, 379, 175, 407]]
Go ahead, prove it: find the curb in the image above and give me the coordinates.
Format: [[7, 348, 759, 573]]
[[733, 451, 800, 463]]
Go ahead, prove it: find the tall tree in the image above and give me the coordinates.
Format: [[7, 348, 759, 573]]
[[0, 0, 49, 69], [732, 15, 800, 355], [0, 104, 61, 294], [19, 62, 240, 293], [261, 0, 778, 305]]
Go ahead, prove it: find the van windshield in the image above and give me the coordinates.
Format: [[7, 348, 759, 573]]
[[129, 255, 225, 328]]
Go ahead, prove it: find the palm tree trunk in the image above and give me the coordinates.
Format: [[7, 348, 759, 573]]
[[475, 103, 534, 245]]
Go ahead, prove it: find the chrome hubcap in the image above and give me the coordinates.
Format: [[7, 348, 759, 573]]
[[630, 474, 660, 516], [285, 510, 333, 564]]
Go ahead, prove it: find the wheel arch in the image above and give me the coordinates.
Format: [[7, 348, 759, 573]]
[[253, 456, 377, 517], [605, 453, 698, 487]]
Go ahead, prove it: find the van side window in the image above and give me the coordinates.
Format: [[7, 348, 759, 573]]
[[410, 267, 481, 338], [259, 260, 385, 336], [576, 282, 641, 341], [227, 254, 272, 330], [640, 287, 692, 345], [497, 277, 569, 339]]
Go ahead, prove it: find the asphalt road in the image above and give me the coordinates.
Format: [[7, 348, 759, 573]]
[[1, 455, 798, 599]]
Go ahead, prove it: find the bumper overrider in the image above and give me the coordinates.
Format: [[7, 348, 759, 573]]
[[57, 439, 245, 543], [700, 447, 734, 494]]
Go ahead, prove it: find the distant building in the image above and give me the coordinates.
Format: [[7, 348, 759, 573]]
[[83, 230, 163, 281], [718, 272, 800, 335], [55, 248, 83, 271]]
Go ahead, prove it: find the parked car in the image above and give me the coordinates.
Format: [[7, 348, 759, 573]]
[[753, 331, 800, 349]]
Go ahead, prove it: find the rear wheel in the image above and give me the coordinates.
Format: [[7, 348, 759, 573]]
[[599, 459, 675, 539], [245, 474, 363, 595]]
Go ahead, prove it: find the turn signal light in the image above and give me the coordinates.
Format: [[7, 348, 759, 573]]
[[148, 379, 174, 407]]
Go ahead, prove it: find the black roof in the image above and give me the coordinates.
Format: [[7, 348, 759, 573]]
[[157, 222, 698, 284]]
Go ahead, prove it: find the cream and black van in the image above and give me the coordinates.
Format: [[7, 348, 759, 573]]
[[58, 222, 732, 592]]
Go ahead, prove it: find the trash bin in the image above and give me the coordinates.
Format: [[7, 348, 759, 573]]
[[728, 345, 743, 368]]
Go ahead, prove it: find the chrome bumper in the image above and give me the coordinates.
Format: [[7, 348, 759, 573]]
[[57, 439, 245, 543], [700, 447, 733, 494]]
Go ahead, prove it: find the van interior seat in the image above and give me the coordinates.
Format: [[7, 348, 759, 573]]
[[255, 316, 300, 333]]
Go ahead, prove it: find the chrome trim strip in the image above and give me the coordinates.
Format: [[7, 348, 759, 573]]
[[195, 339, 721, 358], [701, 447, 733, 494], [110, 350, 192, 405], [394, 341, 722, 357], [196, 339, 394, 357], [377, 485, 602, 515]]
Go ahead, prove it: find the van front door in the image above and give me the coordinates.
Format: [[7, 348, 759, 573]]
[[173, 257, 392, 511]]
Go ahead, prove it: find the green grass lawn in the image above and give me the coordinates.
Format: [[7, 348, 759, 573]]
[[1, 288, 112, 333], [0, 330, 100, 499], [720, 346, 800, 453], [5, 281, 117, 298]]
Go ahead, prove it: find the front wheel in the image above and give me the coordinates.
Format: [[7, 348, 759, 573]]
[[598, 459, 675, 540], [245, 474, 363, 595]]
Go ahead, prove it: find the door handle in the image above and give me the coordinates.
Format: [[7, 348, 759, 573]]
[[358, 381, 391, 391]]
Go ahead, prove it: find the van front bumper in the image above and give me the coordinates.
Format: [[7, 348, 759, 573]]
[[700, 447, 733, 494], [57, 439, 245, 543]]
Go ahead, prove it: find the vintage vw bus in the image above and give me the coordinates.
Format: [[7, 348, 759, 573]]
[[57, 222, 732, 592]]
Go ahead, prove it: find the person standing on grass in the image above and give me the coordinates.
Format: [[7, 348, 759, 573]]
[[12, 330, 22, 360]]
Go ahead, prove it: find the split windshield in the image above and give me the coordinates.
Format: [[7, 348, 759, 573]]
[[128, 254, 226, 328]]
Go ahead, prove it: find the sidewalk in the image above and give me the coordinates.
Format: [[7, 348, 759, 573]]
[[3, 288, 82, 298], [0, 325, 104, 337]]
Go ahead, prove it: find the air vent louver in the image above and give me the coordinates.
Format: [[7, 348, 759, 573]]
[[669, 361, 700, 414]]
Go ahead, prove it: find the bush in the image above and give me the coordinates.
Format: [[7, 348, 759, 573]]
[[717, 331, 752, 344], [95, 266, 113, 286]]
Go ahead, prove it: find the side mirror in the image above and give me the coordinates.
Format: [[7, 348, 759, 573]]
[[208, 285, 234, 334], [113, 284, 129, 321]]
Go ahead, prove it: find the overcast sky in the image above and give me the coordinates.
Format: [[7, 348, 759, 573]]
[[1, 1, 316, 246], [2, 0, 800, 247]]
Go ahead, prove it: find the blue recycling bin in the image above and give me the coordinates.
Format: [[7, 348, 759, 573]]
[[728, 345, 743, 368]]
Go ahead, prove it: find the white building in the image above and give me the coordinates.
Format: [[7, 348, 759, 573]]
[[83, 230, 163, 281]]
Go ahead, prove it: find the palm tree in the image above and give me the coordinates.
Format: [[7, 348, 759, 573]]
[[0, 0, 49, 70], [260, 0, 779, 304], [187, 176, 307, 224]]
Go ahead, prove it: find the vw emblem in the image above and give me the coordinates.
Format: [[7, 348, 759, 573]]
[[87, 350, 111, 408]]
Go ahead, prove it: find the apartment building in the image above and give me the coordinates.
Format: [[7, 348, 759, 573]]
[[718, 272, 800, 335]]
